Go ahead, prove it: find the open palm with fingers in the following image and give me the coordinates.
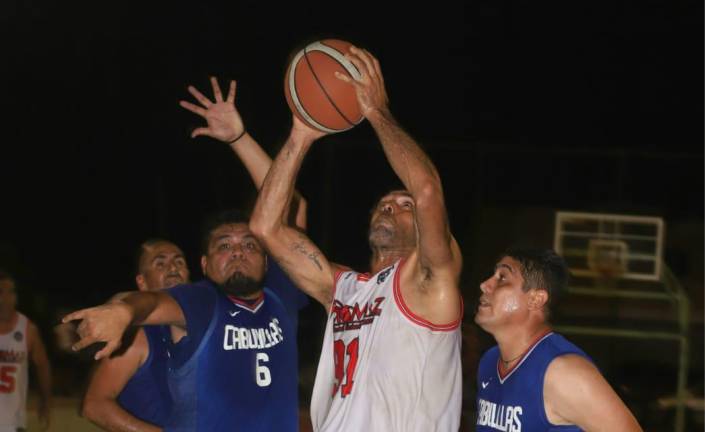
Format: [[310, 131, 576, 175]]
[[179, 76, 244, 142]]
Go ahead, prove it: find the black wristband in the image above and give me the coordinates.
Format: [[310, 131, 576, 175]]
[[228, 130, 247, 144]]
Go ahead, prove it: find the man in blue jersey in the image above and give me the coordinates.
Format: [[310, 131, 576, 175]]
[[65, 77, 305, 431], [66, 210, 300, 432], [82, 239, 189, 431], [474, 248, 642, 431]]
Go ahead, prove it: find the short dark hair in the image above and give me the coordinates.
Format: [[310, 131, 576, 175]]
[[0, 269, 17, 297], [200, 209, 251, 255], [0, 269, 14, 284], [501, 247, 570, 313], [134, 238, 176, 276]]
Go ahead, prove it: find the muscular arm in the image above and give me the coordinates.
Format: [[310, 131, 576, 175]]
[[228, 134, 307, 230], [82, 329, 161, 432], [544, 354, 642, 431], [63, 291, 183, 359], [250, 119, 338, 308], [367, 109, 459, 273], [180, 77, 307, 230], [28, 322, 51, 429], [343, 47, 458, 274], [338, 47, 462, 323]]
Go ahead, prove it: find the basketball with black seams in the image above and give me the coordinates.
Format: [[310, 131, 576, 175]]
[[284, 39, 364, 134]]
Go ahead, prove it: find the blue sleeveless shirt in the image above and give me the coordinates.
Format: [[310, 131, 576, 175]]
[[116, 325, 172, 426], [164, 279, 298, 432], [476, 332, 589, 432]]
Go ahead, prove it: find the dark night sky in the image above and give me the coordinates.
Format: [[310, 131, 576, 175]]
[[1, 0, 702, 315]]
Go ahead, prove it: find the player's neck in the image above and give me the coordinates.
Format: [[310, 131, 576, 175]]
[[0, 311, 18, 333], [495, 322, 552, 367], [369, 247, 411, 274]]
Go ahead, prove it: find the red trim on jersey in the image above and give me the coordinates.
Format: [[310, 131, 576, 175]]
[[392, 258, 463, 331], [356, 273, 371, 282], [330, 269, 347, 313], [226, 292, 264, 312], [497, 330, 554, 380]]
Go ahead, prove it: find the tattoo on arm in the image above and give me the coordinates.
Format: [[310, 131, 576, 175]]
[[291, 235, 323, 271]]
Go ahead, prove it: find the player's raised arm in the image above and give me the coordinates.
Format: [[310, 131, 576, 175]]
[[180, 77, 307, 229], [62, 291, 183, 360], [250, 118, 338, 309], [336, 47, 461, 285], [338, 48, 459, 274]]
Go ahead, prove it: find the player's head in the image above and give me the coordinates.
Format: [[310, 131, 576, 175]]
[[135, 239, 190, 291], [200, 209, 266, 298], [474, 248, 569, 332], [0, 269, 18, 319], [368, 190, 418, 252]]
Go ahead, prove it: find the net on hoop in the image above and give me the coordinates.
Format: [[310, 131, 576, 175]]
[[587, 239, 628, 283]]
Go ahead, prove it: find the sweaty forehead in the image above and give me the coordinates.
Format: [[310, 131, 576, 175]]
[[497, 257, 522, 275], [379, 190, 413, 202], [148, 242, 183, 256], [210, 223, 253, 240]]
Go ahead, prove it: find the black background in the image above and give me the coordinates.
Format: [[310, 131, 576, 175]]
[[2, 3, 703, 416]]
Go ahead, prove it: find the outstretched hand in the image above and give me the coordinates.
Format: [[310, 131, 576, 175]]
[[179, 77, 245, 143], [61, 303, 133, 360], [335, 46, 390, 118]]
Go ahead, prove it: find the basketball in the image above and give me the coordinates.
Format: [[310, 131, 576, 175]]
[[284, 39, 364, 134]]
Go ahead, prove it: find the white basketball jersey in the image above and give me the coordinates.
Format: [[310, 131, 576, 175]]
[[311, 259, 462, 432], [0, 313, 29, 430]]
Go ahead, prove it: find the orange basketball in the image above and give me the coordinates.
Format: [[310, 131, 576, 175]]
[[284, 39, 364, 134]]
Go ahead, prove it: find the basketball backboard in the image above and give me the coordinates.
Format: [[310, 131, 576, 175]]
[[554, 211, 664, 281]]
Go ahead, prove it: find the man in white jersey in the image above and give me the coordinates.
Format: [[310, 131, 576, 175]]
[[251, 45, 463, 432], [0, 270, 52, 432]]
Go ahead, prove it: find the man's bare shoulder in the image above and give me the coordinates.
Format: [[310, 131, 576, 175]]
[[545, 353, 603, 398], [544, 354, 642, 431], [399, 250, 463, 326], [106, 327, 150, 365]]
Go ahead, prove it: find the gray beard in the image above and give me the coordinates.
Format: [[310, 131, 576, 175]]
[[219, 272, 263, 297], [368, 225, 394, 248]]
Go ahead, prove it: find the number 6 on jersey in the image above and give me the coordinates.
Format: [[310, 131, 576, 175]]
[[256, 352, 271, 387]]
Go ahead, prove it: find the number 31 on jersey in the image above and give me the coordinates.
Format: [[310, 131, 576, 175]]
[[333, 338, 359, 397]]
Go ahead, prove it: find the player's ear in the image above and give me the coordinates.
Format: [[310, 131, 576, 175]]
[[200, 256, 208, 275], [528, 289, 548, 310], [136, 274, 147, 291]]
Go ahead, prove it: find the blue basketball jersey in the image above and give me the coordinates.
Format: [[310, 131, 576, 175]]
[[264, 259, 309, 331], [476, 332, 589, 432], [165, 280, 298, 432], [116, 325, 172, 426]]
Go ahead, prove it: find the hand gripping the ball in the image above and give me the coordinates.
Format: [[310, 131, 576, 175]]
[[335, 46, 390, 119], [291, 115, 328, 143]]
